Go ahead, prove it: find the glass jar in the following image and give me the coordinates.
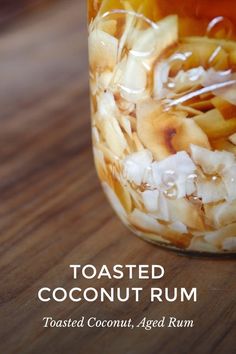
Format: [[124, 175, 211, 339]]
[[88, 0, 236, 254]]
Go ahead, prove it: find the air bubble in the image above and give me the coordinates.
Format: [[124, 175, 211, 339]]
[[206, 16, 233, 39], [162, 169, 177, 188], [164, 186, 177, 200]]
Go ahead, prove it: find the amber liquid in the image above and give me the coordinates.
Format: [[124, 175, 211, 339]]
[[89, 0, 236, 33], [88, 0, 236, 253]]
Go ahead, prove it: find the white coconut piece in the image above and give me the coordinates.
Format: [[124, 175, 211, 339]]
[[119, 15, 178, 102], [222, 237, 236, 251], [119, 115, 132, 137], [222, 164, 236, 201], [151, 151, 196, 198], [129, 208, 190, 247], [142, 190, 170, 221], [119, 56, 148, 103], [117, 9, 135, 61], [97, 91, 119, 119], [89, 29, 118, 71], [190, 144, 235, 174], [142, 189, 159, 213], [158, 192, 170, 221], [99, 119, 127, 157], [97, 71, 113, 91], [167, 198, 204, 230], [171, 66, 206, 93], [204, 223, 236, 248], [123, 149, 153, 185], [229, 133, 236, 145], [205, 200, 236, 227], [131, 15, 178, 61], [169, 221, 188, 234], [153, 61, 170, 99], [128, 209, 166, 235], [196, 178, 227, 204], [188, 236, 219, 253], [97, 92, 128, 157]]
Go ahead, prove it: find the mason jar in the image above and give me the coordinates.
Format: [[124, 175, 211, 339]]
[[88, 0, 236, 254]]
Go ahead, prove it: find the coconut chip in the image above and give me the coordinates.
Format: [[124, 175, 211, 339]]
[[205, 199, 236, 227], [89, 29, 118, 71], [190, 144, 235, 174], [229, 133, 236, 145], [123, 149, 153, 185], [222, 237, 236, 251], [204, 223, 236, 248]]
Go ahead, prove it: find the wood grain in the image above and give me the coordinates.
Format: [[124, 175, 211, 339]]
[[0, 1, 235, 353]]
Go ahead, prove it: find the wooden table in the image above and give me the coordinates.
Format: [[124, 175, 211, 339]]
[[0, 1, 235, 353]]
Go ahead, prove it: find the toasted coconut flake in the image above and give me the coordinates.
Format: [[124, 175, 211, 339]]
[[191, 100, 214, 112], [133, 229, 169, 244], [183, 36, 236, 54], [137, 99, 210, 160], [97, 71, 113, 91], [222, 164, 236, 201], [93, 147, 107, 181], [188, 236, 219, 252], [211, 137, 236, 154], [89, 29, 118, 71], [211, 96, 236, 119], [142, 190, 170, 221], [194, 109, 236, 139], [97, 91, 119, 118], [119, 15, 178, 103], [170, 66, 206, 94], [131, 15, 178, 61], [97, 143, 118, 164], [125, 183, 144, 210], [169, 221, 188, 234], [190, 144, 235, 174], [132, 132, 145, 151], [229, 132, 236, 145], [129, 209, 164, 234], [158, 192, 170, 221], [151, 151, 197, 198], [128, 209, 190, 247], [153, 61, 170, 99], [99, 119, 127, 157], [223, 237, 236, 251], [92, 126, 100, 144], [116, 97, 135, 114], [204, 223, 236, 248], [119, 56, 148, 102], [168, 198, 205, 230], [102, 182, 128, 224], [97, 92, 128, 157], [113, 179, 132, 213], [205, 200, 236, 227], [196, 177, 227, 204], [119, 115, 132, 137], [209, 74, 236, 105], [117, 9, 135, 61], [142, 189, 159, 213], [172, 118, 211, 154], [123, 149, 153, 185], [97, 19, 117, 36]]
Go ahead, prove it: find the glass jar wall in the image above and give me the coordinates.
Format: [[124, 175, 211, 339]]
[[88, 0, 236, 254]]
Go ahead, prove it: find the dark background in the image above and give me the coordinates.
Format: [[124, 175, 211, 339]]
[[0, 1, 235, 353]]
